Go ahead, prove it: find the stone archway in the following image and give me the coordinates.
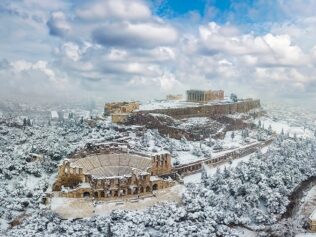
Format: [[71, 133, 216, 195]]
[[152, 184, 158, 191], [140, 186, 144, 193], [146, 186, 151, 192], [83, 192, 90, 198]]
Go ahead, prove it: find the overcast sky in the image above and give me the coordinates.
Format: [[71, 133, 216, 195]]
[[1, 0, 316, 106]]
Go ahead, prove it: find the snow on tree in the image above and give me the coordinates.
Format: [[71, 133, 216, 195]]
[[191, 144, 203, 157], [230, 93, 238, 102], [231, 131, 235, 140], [201, 163, 208, 186], [258, 120, 262, 128], [2, 104, 316, 237]]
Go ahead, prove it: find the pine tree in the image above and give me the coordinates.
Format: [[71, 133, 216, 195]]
[[201, 163, 208, 186], [107, 223, 113, 237]]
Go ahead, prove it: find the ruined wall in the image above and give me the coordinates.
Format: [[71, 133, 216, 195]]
[[151, 153, 172, 176], [53, 161, 85, 191], [139, 99, 260, 119], [52, 149, 176, 199]]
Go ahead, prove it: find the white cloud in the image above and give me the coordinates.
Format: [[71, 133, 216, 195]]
[[11, 60, 55, 79], [159, 73, 182, 91], [2, 0, 316, 104], [92, 22, 178, 49], [47, 11, 71, 37], [198, 22, 309, 67], [0, 59, 76, 103], [76, 0, 151, 21], [61, 42, 81, 61]]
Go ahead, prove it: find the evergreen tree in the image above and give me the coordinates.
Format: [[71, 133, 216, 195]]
[[258, 120, 262, 128], [201, 163, 208, 186], [230, 93, 238, 102], [107, 223, 112, 237]]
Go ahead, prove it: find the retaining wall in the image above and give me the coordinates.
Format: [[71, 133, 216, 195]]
[[139, 99, 260, 119]]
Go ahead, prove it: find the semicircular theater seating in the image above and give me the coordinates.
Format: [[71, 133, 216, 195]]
[[53, 150, 175, 199], [70, 153, 152, 178]]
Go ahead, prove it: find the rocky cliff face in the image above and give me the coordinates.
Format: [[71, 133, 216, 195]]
[[125, 113, 199, 140], [139, 99, 260, 119], [124, 100, 260, 141]]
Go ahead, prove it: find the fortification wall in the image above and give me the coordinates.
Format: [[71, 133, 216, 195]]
[[139, 99, 260, 119]]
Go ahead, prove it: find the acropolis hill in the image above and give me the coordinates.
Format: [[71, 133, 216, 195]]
[[48, 89, 262, 203], [104, 89, 260, 123], [138, 98, 260, 119]]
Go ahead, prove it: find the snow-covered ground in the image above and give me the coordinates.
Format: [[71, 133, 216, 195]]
[[51, 185, 185, 219], [177, 117, 210, 129], [256, 116, 314, 138], [232, 227, 257, 237], [139, 100, 199, 110], [1, 102, 316, 237], [296, 234, 316, 237], [183, 145, 269, 184], [138, 98, 232, 111]]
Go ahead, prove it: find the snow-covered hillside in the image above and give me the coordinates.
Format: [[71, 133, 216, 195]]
[[0, 103, 316, 236]]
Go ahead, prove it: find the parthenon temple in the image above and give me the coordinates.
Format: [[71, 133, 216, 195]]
[[186, 89, 224, 103]]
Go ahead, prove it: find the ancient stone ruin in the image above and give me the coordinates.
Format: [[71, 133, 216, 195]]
[[186, 89, 224, 103], [52, 144, 175, 199]]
